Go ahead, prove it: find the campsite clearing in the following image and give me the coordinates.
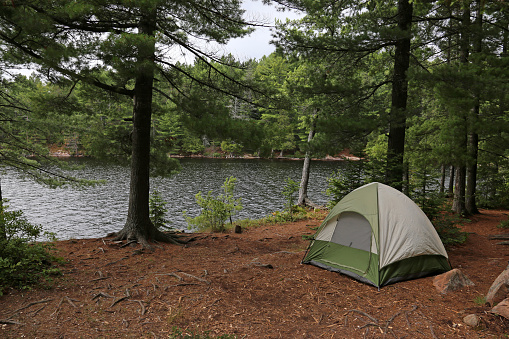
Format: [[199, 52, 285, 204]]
[[1, 209, 508, 338]]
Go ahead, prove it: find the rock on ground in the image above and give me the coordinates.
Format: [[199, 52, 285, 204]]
[[433, 268, 475, 294]]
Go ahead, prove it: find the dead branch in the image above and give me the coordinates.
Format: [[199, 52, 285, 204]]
[[89, 276, 110, 282]]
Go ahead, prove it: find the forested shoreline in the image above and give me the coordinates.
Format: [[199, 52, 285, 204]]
[[0, 1, 508, 243]]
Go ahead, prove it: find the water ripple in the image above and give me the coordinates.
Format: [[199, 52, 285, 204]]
[[2, 158, 343, 240]]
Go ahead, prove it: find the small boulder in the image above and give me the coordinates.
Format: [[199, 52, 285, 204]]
[[433, 268, 475, 294], [463, 314, 481, 328], [486, 263, 509, 306], [491, 298, 509, 320]]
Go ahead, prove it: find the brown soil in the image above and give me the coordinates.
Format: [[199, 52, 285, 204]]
[[1, 209, 509, 338]]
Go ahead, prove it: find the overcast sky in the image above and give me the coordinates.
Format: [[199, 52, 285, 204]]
[[222, 0, 304, 61]]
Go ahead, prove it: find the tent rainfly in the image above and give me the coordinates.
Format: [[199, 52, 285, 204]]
[[302, 182, 451, 287]]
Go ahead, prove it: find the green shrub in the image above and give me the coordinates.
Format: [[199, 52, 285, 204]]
[[184, 177, 242, 232], [419, 197, 468, 245], [0, 201, 61, 295], [149, 190, 174, 231], [281, 177, 299, 213], [497, 219, 509, 229], [325, 160, 365, 208]]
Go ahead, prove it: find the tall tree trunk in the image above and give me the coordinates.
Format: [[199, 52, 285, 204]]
[[0, 178, 5, 241], [386, 0, 413, 191], [448, 165, 455, 197], [298, 111, 318, 207], [452, 3, 470, 215], [466, 0, 483, 215], [452, 165, 467, 215], [439, 164, 446, 194], [114, 8, 183, 247]]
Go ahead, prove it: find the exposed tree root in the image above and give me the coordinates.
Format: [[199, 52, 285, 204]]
[[112, 221, 189, 250], [297, 197, 321, 209], [0, 319, 23, 325], [9, 298, 53, 316]]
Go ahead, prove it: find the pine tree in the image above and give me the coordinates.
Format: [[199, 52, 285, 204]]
[[0, 0, 251, 247]]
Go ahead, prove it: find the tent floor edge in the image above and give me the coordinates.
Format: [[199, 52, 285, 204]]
[[379, 254, 451, 287]]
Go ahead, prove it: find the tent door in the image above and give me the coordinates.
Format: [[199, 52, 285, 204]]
[[328, 211, 373, 273]]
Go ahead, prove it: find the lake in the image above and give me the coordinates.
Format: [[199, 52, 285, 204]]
[[2, 157, 344, 240]]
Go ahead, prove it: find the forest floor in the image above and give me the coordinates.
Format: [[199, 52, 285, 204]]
[[1, 210, 509, 338]]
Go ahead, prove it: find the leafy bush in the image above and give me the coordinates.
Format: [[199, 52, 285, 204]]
[[497, 219, 509, 229], [418, 196, 468, 245], [0, 201, 60, 295], [325, 160, 365, 208], [184, 177, 242, 232], [281, 177, 299, 213], [149, 190, 174, 231]]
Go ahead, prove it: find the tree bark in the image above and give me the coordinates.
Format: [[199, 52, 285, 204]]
[[452, 3, 470, 215], [466, 1, 482, 215], [297, 111, 318, 207], [386, 0, 413, 191], [448, 165, 455, 197], [439, 164, 446, 194], [113, 8, 183, 247], [452, 165, 467, 215]]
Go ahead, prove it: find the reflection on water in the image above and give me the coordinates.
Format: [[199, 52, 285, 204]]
[[2, 158, 343, 240]]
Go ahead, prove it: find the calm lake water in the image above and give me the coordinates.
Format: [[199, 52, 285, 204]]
[[2, 157, 344, 240]]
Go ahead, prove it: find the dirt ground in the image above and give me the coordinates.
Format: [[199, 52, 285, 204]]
[[1, 209, 509, 338]]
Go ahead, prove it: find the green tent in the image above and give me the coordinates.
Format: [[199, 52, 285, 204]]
[[303, 182, 451, 287]]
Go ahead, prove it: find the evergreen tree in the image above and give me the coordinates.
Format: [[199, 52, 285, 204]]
[[0, 0, 251, 247]]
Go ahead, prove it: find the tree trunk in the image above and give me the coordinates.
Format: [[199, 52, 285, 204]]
[[452, 165, 467, 215], [439, 164, 446, 194], [114, 8, 183, 247], [297, 111, 318, 207], [466, 1, 482, 215], [448, 165, 455, 197], [386, 0, 413, 191], [452, 3, 470, 215]]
